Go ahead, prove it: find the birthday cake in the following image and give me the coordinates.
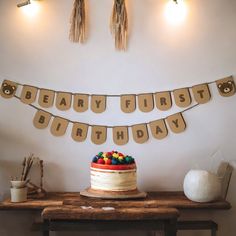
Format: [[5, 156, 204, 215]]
[[90, 151, 137, 192], [80, 151, 146, 199]]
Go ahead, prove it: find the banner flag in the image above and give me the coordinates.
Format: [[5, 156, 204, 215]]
[[216, 76, 236, 97], [73, 94, 89, 112], [192, 84, 211, 104], [91, 95, 106, 113], [38, 89, 55, 108], [166, 113, 186, 134], [138, 93, 154, 112], [132, 124, 149, 144], [33, 110, 52, 129], [173, 88, 192, 108], [149, 119, 168, 140], [155, 91, 172, 111], [56, 92, 72, 111], [91, 125, 107, 144], [0, 80, 18, 99], [71, 122, 89, 142], [120, 94, 136, 113], [50, 117, 69, 136], [1, 76, 235, 145], [113, 126, 129, 145], [21, 85, 38, 104], [1, 76, 235, 113]]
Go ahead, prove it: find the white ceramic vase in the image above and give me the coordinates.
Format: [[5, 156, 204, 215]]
[[183, 170, 222, 203], [10, 187, 27, 202], [10, 180, 28, 202]]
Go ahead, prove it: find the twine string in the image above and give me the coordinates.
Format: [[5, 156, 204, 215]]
[[9, 79, 219, 98], [14, 95, 200, 128]]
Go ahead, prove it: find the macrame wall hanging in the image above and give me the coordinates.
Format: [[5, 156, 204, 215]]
[[69, 0, 87, 43], [110, 0, 128, 51]]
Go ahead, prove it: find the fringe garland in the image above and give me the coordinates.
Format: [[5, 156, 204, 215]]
[[110, 0, 128, 51], [69, 0, 86, 43]]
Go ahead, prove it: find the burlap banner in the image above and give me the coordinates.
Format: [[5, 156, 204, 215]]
[[113, 126, 129, 145], [0, 80, 18, 98], [33, 110, 52, 129], [38, 89, 55, 108], [31, 106, 188, 145], [20, 85, 38, 104], [73, 94, 89, 112], [149, 119, 168, 140], [71, 122, 89, 142], [91, 125, 107, 144], [9, 94, 198, 145], [91, 95, 106, 113], [0, 76, 235, 145], [0, 76, 235, 113]]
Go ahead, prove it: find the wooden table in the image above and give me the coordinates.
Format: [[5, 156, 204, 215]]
[[0, 192, 230, 210], [0, 192, 231, 236], [42, 206, 179, 236]]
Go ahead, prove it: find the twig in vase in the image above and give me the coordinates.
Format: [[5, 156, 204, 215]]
[[22, 153, 35, 181], [40, 160, 44, 189], [21, 157, 26, 181]]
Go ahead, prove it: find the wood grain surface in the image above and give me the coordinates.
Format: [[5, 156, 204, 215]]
[[42, 206, 179, 220], [0, 191, 231, 211]]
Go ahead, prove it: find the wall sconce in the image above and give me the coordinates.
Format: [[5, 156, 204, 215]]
[[17, 0, 31, 8], [17, 0, 41, 17], [164, 0, 188, 25]]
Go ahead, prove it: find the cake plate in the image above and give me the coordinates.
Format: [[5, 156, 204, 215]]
[[80, 188, 147, 199]]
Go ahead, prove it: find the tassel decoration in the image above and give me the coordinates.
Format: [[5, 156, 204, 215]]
[[69, 0, 86, 43], [110, 0, 128, 51]]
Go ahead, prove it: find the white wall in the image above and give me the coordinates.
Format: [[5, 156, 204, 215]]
[[0, 0, 235, 235]]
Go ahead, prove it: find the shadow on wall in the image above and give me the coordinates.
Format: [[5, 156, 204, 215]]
[[0, 126, 40, 152], [0, 159, 23, 200], [44, 161, 66, 192], [0, 161, 67, 201]]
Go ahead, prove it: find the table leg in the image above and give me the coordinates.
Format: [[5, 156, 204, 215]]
[[212, 228, 217, 236], [164, 219, 177, 236], [42, 219, 50, 236]]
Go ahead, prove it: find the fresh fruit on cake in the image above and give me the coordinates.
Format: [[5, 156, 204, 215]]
[[90, 151, 137, 191]]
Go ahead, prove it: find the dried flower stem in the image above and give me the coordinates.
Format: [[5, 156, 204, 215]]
[[110, 0, 128, 51], [69, 0, 86, 43]]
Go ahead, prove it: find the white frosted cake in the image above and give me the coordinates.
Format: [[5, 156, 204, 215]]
[[90, 151, 137, 192], [91, 163, 137, 191], [80, 151, 146, 199]]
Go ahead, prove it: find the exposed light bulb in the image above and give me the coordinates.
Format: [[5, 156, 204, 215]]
[[164, 0, 188, 26], [17, 0, 31, 8], [19, 0, 40, 18]]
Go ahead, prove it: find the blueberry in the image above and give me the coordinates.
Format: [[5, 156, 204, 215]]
[[112, 158, 118, 165]]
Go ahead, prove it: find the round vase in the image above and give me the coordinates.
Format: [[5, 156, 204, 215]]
[[183, 169, 222, 203], [10, 187, 27, 203]]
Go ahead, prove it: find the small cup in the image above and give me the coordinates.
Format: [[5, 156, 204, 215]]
[[10, 187, 27, 203], [11, 180, 27, 189]]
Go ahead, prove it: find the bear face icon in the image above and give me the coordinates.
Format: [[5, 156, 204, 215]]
[[218, 81, 234, 94], [2, 83, 16, 95], [0, 80, 18, 98], [216, 77, 236, 97]]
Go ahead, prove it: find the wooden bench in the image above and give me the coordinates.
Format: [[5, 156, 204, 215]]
[[41, 206, 180, 236], [0, 192, 231, 235]]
